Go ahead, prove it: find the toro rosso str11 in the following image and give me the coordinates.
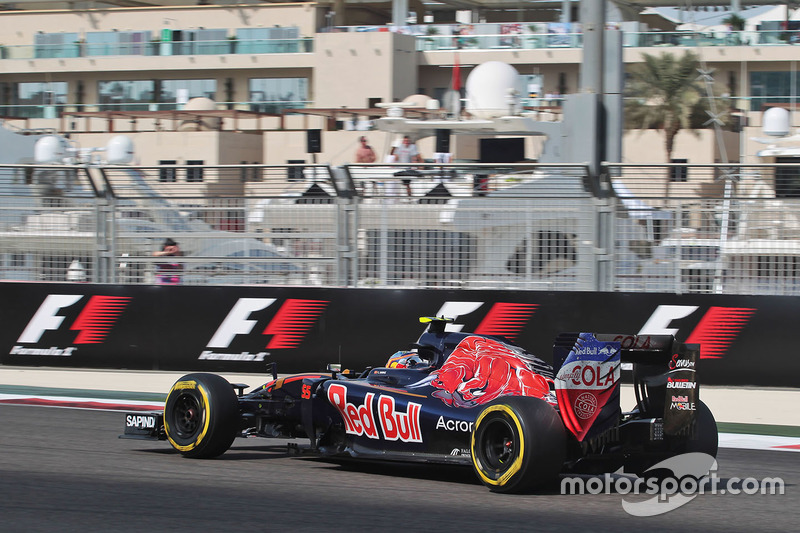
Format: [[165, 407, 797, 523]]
[[122, 317, 718, 493]]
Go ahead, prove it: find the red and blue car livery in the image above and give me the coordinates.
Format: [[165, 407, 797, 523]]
[[123, 317, 718, 493]]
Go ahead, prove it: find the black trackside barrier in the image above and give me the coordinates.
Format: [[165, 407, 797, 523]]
[[0, 281, 797, 388]]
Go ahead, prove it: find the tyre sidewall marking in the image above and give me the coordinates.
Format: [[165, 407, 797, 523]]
[[471, 404, 525, 487], [165, 380, 211, 452]]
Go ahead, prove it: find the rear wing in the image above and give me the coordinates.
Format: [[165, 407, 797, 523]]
[[553, 333, 699, 439]]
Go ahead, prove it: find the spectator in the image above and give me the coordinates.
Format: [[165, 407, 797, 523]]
[[390, 136, 423, 195], [153, 238, 183, 285], [354, 136, 376, 163]]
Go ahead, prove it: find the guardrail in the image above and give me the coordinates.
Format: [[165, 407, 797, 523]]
[[0, 101, 313, 120], [1, 162, 798, 295], [0, 38, 314, 60], [1, 30, 796, 62], [415, 29, 797, 51]]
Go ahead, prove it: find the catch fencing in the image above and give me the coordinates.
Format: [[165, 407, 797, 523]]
[[0, 162, 798, 295]]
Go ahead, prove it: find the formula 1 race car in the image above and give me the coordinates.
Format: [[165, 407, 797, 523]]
[[122, 317, 718, 493]]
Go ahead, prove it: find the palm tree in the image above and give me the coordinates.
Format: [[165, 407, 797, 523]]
[[624, 51, 705, 164], [723, 14, 746, 32]]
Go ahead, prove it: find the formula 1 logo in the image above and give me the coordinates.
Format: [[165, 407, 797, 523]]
[[200, 298, 328, 362], [433, 301, 538, 340], [639, 305, 756, 359], [12, 294, 131, 356]]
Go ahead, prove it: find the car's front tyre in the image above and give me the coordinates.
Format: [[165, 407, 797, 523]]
[[164, 373, 239, 458], [471, 396, 566, 493]]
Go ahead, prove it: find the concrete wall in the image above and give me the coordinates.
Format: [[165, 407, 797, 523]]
[[72, 128, 264, 186], [313, 31, 418, 108], [50, 123, 736, 170], [621, 129, 739, 166]]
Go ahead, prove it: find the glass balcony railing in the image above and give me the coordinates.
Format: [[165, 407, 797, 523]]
[[624, 29, 800, 48], [0, 38, 314, 60], [1, 30, 798, 60], [417, 33, 582, 50], [0, 101, 312, 119], [414, 30, 800, 51]]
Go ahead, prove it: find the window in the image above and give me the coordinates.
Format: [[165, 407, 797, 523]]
[[249, 77, 308, 113], [98, 80, 154, 111], [34, 32, 79, 58], [236, 27, 300, 54], [775, 157, 800, 198], [186, 160, 204, 183], [558, 72, 568, 96], [286, 160, 305, 182], [159, 160, 177, 183], [239, 162, 262, 182], [195, 29, 229, 55], [159, 79, 216, 110], [13, 82, 68, 118], [161, 29, 227, 56], [669, 159, 688, 182], [85, 31, 151, 56], [750, 71, 800, 111]]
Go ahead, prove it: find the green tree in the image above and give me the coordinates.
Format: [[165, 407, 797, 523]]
[[723, 14, 746, 32], [624, 51, 710, 164]]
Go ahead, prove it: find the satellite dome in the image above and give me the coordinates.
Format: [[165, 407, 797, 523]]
[[180, 97, 221, 131], [34, 135, 69, 164], [465, 61, 523, 119], [106, 135, 134, 164], [184, 97, 216, 111], [763, 107, 790, 137], [402, 94, 432, 108]]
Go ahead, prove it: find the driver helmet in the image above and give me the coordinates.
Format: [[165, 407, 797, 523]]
[[386, 351, 429, 369]]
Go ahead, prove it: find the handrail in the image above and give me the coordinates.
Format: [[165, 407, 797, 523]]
[[2, 30, 797, 61]]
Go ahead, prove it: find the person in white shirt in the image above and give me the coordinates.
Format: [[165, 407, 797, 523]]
[[391, 135, 422, 164], [390, 136, 423, 195]]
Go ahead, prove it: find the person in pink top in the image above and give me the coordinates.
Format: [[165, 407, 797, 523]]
[[152, 238, 183, 285]]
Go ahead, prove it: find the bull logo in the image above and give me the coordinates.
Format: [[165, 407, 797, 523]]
[[430, 336, 552, 408]]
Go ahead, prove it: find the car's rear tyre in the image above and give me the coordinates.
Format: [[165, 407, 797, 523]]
[[673, 400, 718, 457], [164, 373, 239, 458], [471, 396, 566, 493]]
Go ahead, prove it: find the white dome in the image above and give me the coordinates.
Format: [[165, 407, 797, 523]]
[[184, 97, 216, 111], [465, 61, 523, 119], [106, 135, 134, 164], [402, 94, 432, 107], [34, 135, 69, 164], [763, 107, 790, 137], [180, 97, 221, 131]]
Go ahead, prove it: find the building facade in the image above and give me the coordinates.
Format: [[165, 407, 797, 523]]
[[0, 2, 798, 169]]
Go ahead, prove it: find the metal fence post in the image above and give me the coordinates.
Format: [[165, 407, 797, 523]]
[[594, 198, 615, 291]]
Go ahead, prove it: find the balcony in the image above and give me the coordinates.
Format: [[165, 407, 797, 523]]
[[413, 30, 800, 52], [0, 37, 314, 61]]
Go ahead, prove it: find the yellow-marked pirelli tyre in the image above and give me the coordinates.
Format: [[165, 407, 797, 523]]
[[164, 373, 239, 459], [471, 396, 566, 493]]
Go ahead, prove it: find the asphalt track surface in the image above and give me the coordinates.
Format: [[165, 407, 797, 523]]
[[1, 404, 797, 533]]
